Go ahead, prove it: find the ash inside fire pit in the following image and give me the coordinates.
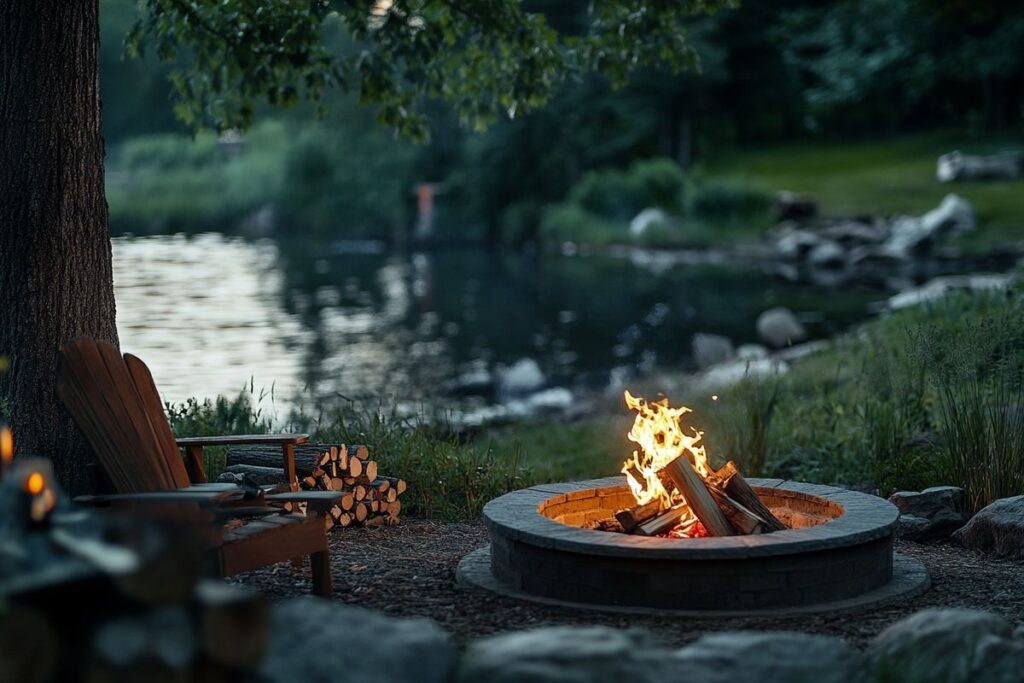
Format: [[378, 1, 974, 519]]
[[458, 477, 930, 615]]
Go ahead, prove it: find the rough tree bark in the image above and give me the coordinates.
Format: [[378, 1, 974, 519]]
[[1, 0, 117, 495]]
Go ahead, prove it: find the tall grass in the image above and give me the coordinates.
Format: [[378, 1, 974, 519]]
[[297, 403, 533, 519], [704, 375, 779, 477], [167, 392, 535, 520], [937, 369, 1024, 513], [925, 306, 1024, 512]]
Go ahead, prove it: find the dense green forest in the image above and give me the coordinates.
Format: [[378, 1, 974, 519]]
[[102, 0, 1024, 244]]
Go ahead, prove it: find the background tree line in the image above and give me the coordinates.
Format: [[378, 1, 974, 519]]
[[101, 0, 1024, 243]]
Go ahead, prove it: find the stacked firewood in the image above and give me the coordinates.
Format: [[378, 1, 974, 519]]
[[224, 443, 406, 530], [606, 459, 787, 538]]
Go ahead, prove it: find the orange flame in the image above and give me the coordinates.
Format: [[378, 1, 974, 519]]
[[0, 424, 12, 466], [620, 390, 710, 509], [25, 471, 45, 496]]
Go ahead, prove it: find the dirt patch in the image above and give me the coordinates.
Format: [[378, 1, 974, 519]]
[[235, 518, 1024, 646]]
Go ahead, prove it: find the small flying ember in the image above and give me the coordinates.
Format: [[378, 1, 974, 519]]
[[610, 391, 786, 539]]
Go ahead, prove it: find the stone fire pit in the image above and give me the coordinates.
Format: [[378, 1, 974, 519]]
[[458, 477, 929, 615]]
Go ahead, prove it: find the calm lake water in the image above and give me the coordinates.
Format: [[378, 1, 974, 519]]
[[113, 233, 877, 421]]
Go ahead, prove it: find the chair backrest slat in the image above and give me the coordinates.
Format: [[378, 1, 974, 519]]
[[124, 353, 190, 487], [58, 338, 189, 492]]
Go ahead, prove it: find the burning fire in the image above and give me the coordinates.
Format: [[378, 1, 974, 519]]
[[620, 390, 710, 509]]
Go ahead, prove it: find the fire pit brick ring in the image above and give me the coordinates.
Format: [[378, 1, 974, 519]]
[[458, 477, 930, 616]]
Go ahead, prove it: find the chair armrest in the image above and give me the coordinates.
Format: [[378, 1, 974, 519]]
[[175, 434, 309, 447], [75, 486, 241, 505], [175, 435, 308, 489]]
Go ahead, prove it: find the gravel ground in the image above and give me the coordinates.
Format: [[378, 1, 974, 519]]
[[235, 518, 1024, 647]]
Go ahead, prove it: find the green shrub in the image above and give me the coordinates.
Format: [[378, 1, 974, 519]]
[[568, 157, 685, 221], [295, 403, 534, 520], [690, 179, 771, 223], [538, 202, 623, 244], [166, 385, 274, 478], [499, 200, 543, 243], [628, 157, 687, 214], [166, 390, 534, 519], [117, 133, 222, 173]]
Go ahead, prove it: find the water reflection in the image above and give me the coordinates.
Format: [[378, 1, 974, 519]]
[[113, 233, 875, 418]]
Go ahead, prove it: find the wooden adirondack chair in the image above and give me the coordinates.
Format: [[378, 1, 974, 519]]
[[56, 336, 336, 596]]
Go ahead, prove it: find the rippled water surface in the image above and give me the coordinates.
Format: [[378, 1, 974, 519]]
[[113, 233, 877, 418]]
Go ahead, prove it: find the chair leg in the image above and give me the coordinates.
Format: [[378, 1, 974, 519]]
[[311, 550, 331, 597]]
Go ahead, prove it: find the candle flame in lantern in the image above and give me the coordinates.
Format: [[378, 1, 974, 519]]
[[0, 424, 12, 465], [25, 471, 45, 496], [620, 390, 711, 509]]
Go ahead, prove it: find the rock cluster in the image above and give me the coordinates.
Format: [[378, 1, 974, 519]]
[[254, 605, 1024, 683], [953, 495, 1024, 560], [769, 193, 976, 286], [889, 486, 967, 541]]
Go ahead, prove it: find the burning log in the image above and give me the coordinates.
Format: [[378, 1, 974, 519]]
[[634, 504, 688, 536], [707, 486, 765, 535], [658, 454, 733, 537], [713, 461, 787, 532], [614, 500, 662, 533]]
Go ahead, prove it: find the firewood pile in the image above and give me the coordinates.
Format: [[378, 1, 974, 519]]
[[0, 464, 269, 682], [597, 459, 787, 537], [223, 443, 406, 530]]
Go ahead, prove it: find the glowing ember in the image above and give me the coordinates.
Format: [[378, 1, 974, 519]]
[[667, 519, 708, 539]]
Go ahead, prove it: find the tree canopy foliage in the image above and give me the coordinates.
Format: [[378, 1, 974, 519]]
[[102, 0, 1024, 242], [125, 0, 731, 138]]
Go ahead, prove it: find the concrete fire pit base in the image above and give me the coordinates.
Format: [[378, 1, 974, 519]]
[[457, 477, 930, 616]]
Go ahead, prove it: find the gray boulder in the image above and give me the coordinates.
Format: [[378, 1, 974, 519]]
[[920, 193, 975, 237], [896, 514, 933, 541], [952, 495, 1024, 559], [630, 207, 670, 237], [937, 150, 1024, 183], [696, 358, 789, 390], [883, 194, 975, 255], [459, 626, 674, 683], [818, 220, 887, 246], [807, 240, 847, 270], [973, 633, 1024, 683], [257, 597, 456, 683], [775, 191, 818, 222], [736, 343, 770, 361], [671, 632, 870, 683], [887, 273, 1015, 311], [889, 486, 967, 540], [692, 333, 735, 369], [774, 228, 822, 261], [756, 307, 807, 348], [498, 358, 546, 396], [868, 608, 1013, 683]]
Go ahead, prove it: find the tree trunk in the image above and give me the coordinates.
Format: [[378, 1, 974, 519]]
[[0, 0, 116, 495]]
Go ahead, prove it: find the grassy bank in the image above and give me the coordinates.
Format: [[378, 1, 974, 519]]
[[172, 281, 1024, 520], [498, 283, 1024, 513], [107, 126, 1023, 250], [703, 130, 1024, 249]]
